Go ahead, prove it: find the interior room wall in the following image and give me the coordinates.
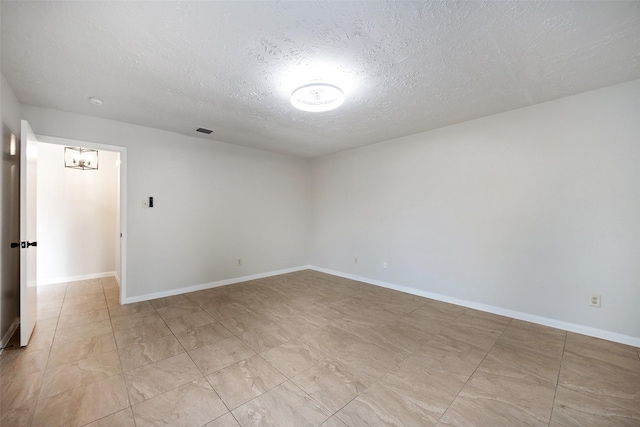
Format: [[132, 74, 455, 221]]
[[0, 72, 22, 344], [15, 77, 639, 345], [310, 79, 640, 344], [37, 142, 119, 284], [21, 105, 310, 300]]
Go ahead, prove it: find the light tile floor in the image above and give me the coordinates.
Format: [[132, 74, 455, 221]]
[[1, 270, 639, 426]]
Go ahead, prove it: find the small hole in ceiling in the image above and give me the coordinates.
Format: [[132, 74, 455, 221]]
[[196, 128, 214, 134], [88, 96, 104, 106]]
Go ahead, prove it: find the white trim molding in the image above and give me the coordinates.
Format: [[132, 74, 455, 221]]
[[39, 271, 117, 286], [124, 265, 310, 304], [309, 265, 640, 348]]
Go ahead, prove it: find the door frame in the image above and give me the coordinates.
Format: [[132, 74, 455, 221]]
[[36, 134, 128, 304]]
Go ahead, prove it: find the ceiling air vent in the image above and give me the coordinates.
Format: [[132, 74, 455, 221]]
[[196, 127, 214, 134]]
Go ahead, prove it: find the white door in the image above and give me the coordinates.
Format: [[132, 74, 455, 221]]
[[20, 120, 38, 346]]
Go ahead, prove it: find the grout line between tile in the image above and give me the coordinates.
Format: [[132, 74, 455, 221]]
[[435, 316, 513, 423]]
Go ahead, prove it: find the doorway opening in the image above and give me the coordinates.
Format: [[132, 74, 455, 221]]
[[36, 135, 127, 304]]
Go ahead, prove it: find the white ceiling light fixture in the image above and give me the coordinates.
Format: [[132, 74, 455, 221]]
[[291, 83, 345, 112]]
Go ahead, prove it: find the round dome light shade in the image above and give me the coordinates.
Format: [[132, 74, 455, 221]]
[[291, 83, 345, 112]]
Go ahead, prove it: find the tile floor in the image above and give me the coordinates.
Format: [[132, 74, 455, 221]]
[[1, 270, 639, 426]]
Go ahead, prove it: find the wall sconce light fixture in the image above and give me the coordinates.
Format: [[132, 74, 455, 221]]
[[64, 147, 98, 170]]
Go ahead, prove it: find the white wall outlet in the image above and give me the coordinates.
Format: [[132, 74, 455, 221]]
[[237, 259, 242, 266], [589, 293, 601, 308], [142, 199, 149, 208], [354, 257, 358, 264], [383, 262, 388, 269]]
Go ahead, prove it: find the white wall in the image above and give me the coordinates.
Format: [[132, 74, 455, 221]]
[[310, 79, 640, 343], [21, 105, 310, 299], [37, 142, 119, 283], [17, 79, 640, 345]]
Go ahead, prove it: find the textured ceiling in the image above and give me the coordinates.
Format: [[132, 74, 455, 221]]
[[2, 1, 640, 158]]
